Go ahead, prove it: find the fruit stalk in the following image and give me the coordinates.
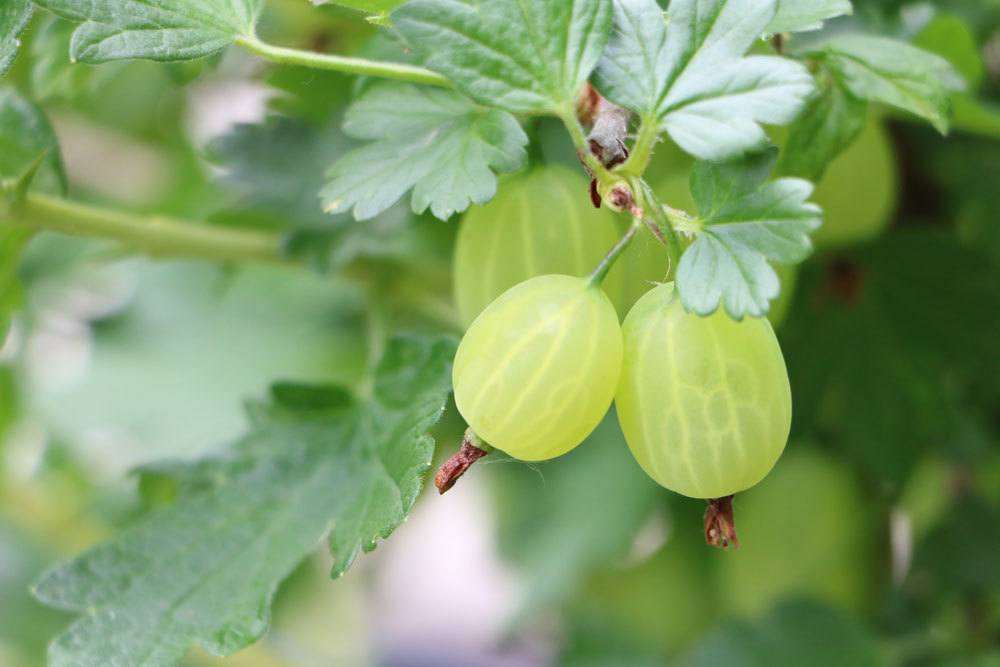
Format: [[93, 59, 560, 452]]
[[589, 216, 642, 286]]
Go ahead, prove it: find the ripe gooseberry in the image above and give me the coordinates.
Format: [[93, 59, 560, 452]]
[[453, 275, 622, 461]]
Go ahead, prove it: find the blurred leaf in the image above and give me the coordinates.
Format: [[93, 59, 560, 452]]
[[806, 34, 964, 134], [676, 150, 821, 319], [209, 115, 347, 226], [560, 612, 665, 667], [33, 0, 262, 63], [0, 0, 31, 76], [31, 15, 103, 102], [0, 88, 67, 194], [768, 0, 852, 33], [33, 336, 456, 667], [1, 88, 66, 339], [595, 0, 814, 161], [0, 522, 68, 661], [782, 230, 1000, 483], [318, 0, 406, 20], [393, 0, 611, 115], [320, 83, 527, 220], [677, 600, 881, 667], [916, 495, 1000, 593], [492, 414, 660, 620], [777, 68, 867, 181], [914, 13, 984, 88]]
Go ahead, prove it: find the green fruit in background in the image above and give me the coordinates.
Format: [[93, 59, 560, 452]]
[[615, 283, 792, 499], [452, 275, 622, 461], [768, 263, 798, 329], [809, 117, 898, 248], [611, 172, 698, 313], [453, 166, 626, 325], [716, 447, 870, 616]]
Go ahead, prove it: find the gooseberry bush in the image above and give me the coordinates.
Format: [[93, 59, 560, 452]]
[[1, 0, 995, 665]]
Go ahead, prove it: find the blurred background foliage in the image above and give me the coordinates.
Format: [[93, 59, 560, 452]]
[[1, 0, 999, 666]]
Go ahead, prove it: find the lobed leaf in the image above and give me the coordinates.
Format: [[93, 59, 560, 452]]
[[393, 0, 612, 115], [807, 34, 964, 135], [676, 150, 821, 319], [767, 0, 852, 34], [595, 0, 815, 161], [0, 0, 32, 76], [32, 0, 263, 63], [777, 69, 867, 181], [320, 83, 528, 221], [32, 336, 457, 667]]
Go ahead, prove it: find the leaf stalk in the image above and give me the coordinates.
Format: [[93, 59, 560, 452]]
[[234, 35, 452, 88]]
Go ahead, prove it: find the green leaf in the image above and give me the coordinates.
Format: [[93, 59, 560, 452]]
[[595, 0, 815, 161], [676, 150, 821, 319], [393, 0, 612, 115], [0, 88, 67, 195], [914, 13, 984, 88], [318, 0, 406, 17], [1, 88, 66, 339], [807, 34, 965, 135], [777, 68, 867, 181], [32, 335, 457, 667], [678, 600, 880, 667], [0, 0, 32, 76], [782, 231, 1000, 483], [493, 414, 660, 619], [767, 0, 852, 34], [32, 0, 263, 63], [320, 83, 528, 221]]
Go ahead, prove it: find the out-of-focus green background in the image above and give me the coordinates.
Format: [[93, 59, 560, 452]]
[[1, 1, 999, 666]]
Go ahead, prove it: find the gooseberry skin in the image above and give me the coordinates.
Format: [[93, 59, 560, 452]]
[[453, 275, 623, 461], [615, 283, 791, 499], [453, 166, 625, 325]]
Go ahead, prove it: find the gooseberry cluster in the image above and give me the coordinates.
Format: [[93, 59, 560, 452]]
[[444, 167, 794, 547]]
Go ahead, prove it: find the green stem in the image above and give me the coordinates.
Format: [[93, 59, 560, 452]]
[[559, 108, 614, 186], [589, 217, 641, 286], [634, 178, 682, 280], [234, 35, 451, 88], [8, 192, 291, 265], [622, 117, 660, 177]]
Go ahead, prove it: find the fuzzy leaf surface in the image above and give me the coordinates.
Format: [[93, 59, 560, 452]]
[[676, 151, 821, 318], [33, 336, 456, 667], [393, 0, 611, 114], [32, 0, 262, 63], [320, 84, 527, 221], [595, 0, 815, 160], [0, 0, 32, 75]]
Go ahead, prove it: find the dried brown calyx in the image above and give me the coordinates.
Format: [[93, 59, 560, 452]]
[[434, 429, 491, 494], [704, 495, 739, 549]]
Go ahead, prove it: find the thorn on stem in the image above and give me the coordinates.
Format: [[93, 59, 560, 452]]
[[704, 495, 739, 549], [434, 429, 490, 494]]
